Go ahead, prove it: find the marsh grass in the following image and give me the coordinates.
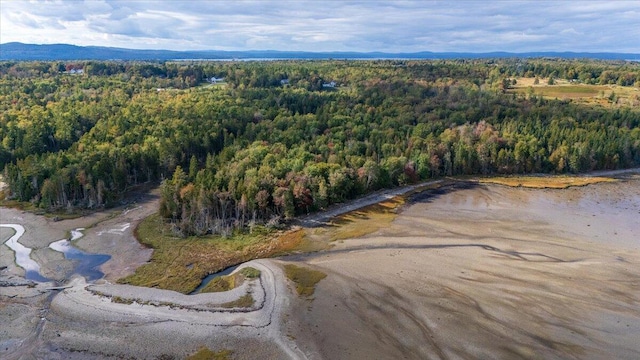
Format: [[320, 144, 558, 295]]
[[199, 267, 261, 293], [118, 214, 304, 293], [201, 275, 236, 293], [327, 197, 404, 241], [239, 267, 261, 278], [479, 175, 615, 189], [284, 264, 327, 297]]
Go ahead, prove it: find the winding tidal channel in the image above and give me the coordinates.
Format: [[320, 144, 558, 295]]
[[0, 224, 48, 282], [0, 224, 110, 282]]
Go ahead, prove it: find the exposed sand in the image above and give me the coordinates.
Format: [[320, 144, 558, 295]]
[[1, 172, 639, 359], [1, 258, 304, 359], [44, 260, 304, 359], [0, 190, 155, 282], [284, 175, 640, 359], [0, 193, 158, 359]]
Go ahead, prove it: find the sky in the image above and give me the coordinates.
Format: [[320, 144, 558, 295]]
[[1, 0, 639, 53]]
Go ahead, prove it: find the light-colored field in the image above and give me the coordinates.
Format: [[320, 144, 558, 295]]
[[509, 77, 640, 107]]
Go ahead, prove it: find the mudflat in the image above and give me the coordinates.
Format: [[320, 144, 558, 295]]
[[1, 173, 639, 359], [285, 175, 640, 359]]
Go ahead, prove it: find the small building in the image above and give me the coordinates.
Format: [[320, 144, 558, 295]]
[[322, 81, 336, 88]]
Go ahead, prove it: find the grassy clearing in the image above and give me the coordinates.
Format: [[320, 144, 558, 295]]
[[284, 264, 327, 297], [199, 267, 261, 293], [479, 175, 615, 189], [220, 293, 255, 308], [327, 197, 404, 241], [117, 214, 305, 294], [509, 77, 640, 108], [186, 347, 232, 360]]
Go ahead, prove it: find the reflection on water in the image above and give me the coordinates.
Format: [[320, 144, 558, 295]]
[[0, 224, 111, 282], [49, 228, 111, 281], [70, 228, 85, 241], [0, 224, 50, 282], [190, 264, 240, 295]]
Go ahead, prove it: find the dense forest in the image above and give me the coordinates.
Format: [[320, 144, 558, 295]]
[[1, 59, 639, 236]]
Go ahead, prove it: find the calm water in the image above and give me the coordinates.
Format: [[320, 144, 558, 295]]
[[0, 224, 111, 282], [189, 264, 240, 294], [49, 228, 111, 281], [0, 224, 49, 281]]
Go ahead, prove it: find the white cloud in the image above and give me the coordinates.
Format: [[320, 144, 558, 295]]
[[0, 0, 638, 52]]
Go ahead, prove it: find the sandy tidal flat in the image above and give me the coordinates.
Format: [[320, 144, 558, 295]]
[[1, 175, 639, 359], [286, 177, 640, 360]]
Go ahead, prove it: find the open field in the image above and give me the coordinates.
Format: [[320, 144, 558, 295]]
[[509, 77, 640, 107]]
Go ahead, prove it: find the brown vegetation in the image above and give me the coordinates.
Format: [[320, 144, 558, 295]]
[[117, 214, 306, 294], [284, 264, 327, 297], [326, 197, 404, 241], [199, 267, 261, 293], [479, 175, 615, 189], [220, 293, 254, 308]]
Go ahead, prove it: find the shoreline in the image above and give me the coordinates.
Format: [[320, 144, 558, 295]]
[[1, 169, 639, 359]]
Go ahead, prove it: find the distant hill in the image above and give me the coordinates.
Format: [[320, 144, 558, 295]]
[[1, 42, 639, 61]]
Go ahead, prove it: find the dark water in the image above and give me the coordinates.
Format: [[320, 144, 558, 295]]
[[189, 264, 240, 295]]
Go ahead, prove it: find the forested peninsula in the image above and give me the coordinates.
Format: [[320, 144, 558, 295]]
[[1, 59, 639, 236]]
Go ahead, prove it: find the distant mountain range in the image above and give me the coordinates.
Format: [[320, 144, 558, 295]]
[[1, 42, 639, 61]]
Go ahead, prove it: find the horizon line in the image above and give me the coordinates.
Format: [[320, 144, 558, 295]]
[[2, 42, 639, 56]]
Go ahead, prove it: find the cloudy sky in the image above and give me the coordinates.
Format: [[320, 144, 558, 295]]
[[1, 0, 639, 53]]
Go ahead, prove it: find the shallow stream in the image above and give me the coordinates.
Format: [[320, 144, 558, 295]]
[[49, 228, 111, 281], [0, 224, 48, 282], [1, 225, 110, 282], [190, 264, 240, 294]]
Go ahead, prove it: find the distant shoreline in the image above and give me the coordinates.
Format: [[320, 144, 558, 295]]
[[2, 42, 639, 61]]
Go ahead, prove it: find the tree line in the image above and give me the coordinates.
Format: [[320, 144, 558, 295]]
[[1, 59, 639, 235]]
